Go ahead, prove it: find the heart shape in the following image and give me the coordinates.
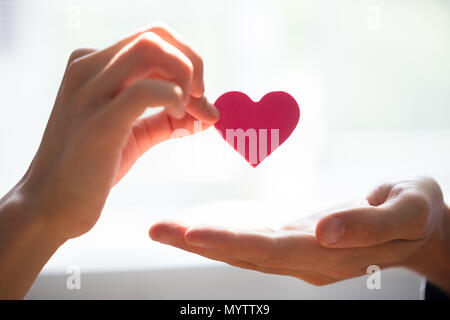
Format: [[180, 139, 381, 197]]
[[214, 91, 300, 167]]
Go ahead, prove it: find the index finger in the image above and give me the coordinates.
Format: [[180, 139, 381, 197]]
[[77, 23, 205, 98], [184, 225, 321, 269], [149, 23, 205, 97]]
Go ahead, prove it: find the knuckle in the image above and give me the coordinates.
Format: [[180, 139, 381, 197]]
[[149, 21, 170, 32], [132, 34, 161, 60], [66, 58, 83, 75], [65, 58, 86, 86], [68, 48, 89, 64], [410, 192, 431, 215], [63, 48, 96, 94]]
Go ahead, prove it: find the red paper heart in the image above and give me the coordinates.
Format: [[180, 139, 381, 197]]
[[214, 91, 300, 167]]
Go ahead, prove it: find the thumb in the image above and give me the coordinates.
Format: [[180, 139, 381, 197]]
[[315, 193, 430, 248]]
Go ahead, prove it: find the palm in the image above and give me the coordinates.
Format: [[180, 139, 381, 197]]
[[149, 177, 446, 287]]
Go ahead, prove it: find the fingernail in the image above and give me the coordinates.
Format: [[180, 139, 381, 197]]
[[207, 103, 221, 121], [322, 218, 345, 245]]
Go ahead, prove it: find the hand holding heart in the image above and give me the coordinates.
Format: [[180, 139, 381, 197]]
[[17, 24, 220, 242], [0, 22, 303, 298], [0, 24, 220, 298]]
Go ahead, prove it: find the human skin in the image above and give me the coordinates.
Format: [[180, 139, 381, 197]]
[[150, 177, 450, 294], [0, 23, 219, 299]]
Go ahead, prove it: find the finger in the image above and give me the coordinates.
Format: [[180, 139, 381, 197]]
[[89, 32, 193, 104], [100, 78, 184, 131], [150, 221, 268, 266], [133, 110, 211, 155], [184, 224, 421, 270], [154, 222, 422, 277], [149, 221, 248, 264], [185, 95, 220, 124], [72, 23, 206, 97], [64, 26, 219, 123], [57, 48, 97, 98], [315, 193, 430, 248], [78, 24, 197, 79], [149, 24, 205, 97], [149, 221, 331, 283], [67, 48, 97, 67], [183, 225, 325, 269]]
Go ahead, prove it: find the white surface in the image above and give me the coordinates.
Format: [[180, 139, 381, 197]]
[[27, 265, 423, 300]]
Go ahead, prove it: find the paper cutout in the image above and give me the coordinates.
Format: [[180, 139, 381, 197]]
[[214, 91, 300, 167]]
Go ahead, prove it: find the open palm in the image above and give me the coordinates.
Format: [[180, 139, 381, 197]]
[[150, 177, 449, 287]]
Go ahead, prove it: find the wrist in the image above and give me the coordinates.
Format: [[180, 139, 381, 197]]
[[0, 182, 66, 298], [14, 180, 68, 248]]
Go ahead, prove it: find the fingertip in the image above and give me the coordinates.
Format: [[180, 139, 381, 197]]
[[186, 96, 220, 124], [148, 224, 162, 240], [207, 102, 221, 123], [148, 220, 188, 241], [148, 221, 169, 240]]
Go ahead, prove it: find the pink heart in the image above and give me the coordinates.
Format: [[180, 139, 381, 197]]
[[214, 91, 300, 167]]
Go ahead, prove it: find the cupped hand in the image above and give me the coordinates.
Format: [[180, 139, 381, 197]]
[[149, 177, 450, 290], [18, 23, 219, 241]]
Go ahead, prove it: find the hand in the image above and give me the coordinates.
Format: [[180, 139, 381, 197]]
[[0, 23, 220, 298], [12, 23, 219, 241], [149, 177, 450, 292]]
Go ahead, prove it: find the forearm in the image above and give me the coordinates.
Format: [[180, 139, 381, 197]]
[[0, 181, 64, 299]]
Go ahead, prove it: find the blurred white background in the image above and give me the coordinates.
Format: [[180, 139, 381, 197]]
[[1, 0, 449, 298]]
